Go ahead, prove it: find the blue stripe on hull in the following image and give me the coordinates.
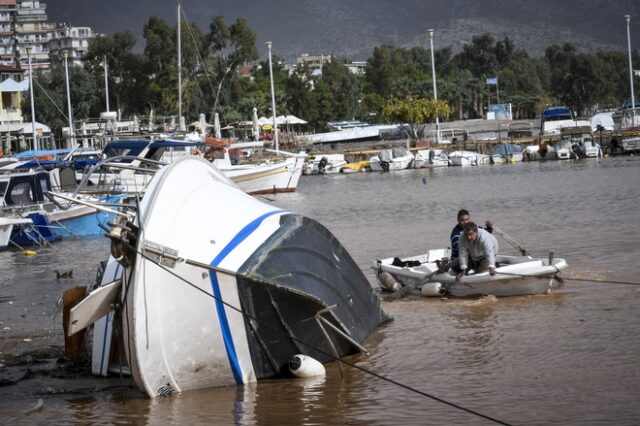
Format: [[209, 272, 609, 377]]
[[208, 210, 282, 384]]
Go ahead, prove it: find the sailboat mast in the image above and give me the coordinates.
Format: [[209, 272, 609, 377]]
[[177, 1, 182, 130], [266, 41, 279, 152]]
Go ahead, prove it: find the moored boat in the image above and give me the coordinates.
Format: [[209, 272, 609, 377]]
[[413, 149, 449, 168], [448, 150, 489, 166], [369, 147, 414, 171]]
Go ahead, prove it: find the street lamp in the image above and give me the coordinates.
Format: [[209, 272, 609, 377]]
[[63, 51, 76, 148], [26, 46, 38, 151], [358, 99, 363, 122], [625, 15, 636, 126], [428, 29, 440, 144], [266, 41, 279, 152]]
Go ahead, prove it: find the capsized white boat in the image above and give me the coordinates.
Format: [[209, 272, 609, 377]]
[[70, 157, 389, 397], [372, 248, 567, 297]]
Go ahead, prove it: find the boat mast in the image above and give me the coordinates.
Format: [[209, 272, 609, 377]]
[[103, 55, 109, 112], [63, 51, 76, 148], [26, 46, 38, 151], [177, 1, 183, 130], [266, 41, 279, 153], [625, 15, 636, 126]]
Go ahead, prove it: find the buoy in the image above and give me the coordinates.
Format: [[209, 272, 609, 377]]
[[378, 271, 401, 292], [23, 250, 37, 256], [421, 282, 446, 297], [288, 354, 326, 378]]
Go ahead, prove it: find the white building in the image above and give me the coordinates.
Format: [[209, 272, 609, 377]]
[[0, 1, 97, 72], [48, 24, 97, 66]]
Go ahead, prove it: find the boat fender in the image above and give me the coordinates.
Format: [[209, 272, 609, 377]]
[[380, 160, 390, 172], [289, 354, 326, 378], [421, 282, 446, 297], [378, 271, 401, 292]]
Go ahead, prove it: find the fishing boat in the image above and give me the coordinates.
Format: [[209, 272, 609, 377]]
[[372, 248, 567, 298], [212, 141, 306, 194], [69, 157, 389, 397]]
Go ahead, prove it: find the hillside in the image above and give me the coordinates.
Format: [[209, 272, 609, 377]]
[[50, 0, 640, 60]]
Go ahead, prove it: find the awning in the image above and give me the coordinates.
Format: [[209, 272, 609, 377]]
[[0, 78, 29, 92]]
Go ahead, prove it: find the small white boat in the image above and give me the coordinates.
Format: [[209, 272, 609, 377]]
[[489, 143, 524, 164], [523, 142, 557, 161], [448, 150, 489, 167], [553, 138, 573, 160], [372, 248, 567, 297], [621, 136, 640, 153], [72, 157, 388, 397], [413, 149, 449, 168], [369, 147, 414, 171], [303, 153, 348, 174]]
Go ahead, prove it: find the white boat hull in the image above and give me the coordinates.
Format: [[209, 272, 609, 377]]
[[448, 151, 489, 167], [217, 155, 304, 194]]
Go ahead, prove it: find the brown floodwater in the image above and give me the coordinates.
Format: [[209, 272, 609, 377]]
[[1, 155, 639, 425]]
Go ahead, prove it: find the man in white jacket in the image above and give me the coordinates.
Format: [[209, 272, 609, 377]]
[[456, 222, 499, 280]]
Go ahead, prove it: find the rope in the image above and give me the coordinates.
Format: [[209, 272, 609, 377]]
[[119, 243, 511, 425]]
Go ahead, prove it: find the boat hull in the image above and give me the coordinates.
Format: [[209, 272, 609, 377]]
[[373, 250, 567, 298], [221, 155, 304, 194]]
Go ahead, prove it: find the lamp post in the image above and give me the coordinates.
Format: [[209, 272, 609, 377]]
[[63, 51, 76, 148], [266, 41, 279, 152], [428, 29, 440, 144], [358, 99, 363, 122], [625, 15, 636, 126], [26, 46, 38, 151]]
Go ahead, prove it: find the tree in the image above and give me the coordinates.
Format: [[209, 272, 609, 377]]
[[381, 97, 451, 140], [84, 30, 145, 118], [205, 17, 259, 117]]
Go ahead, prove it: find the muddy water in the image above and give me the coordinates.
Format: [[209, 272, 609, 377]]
[[1, 156, 639, 425]]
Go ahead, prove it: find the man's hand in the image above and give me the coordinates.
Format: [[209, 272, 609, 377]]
[[489, 267, 497, 276]]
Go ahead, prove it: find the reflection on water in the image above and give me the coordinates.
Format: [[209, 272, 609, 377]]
[[2, 157, 640, 424]]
